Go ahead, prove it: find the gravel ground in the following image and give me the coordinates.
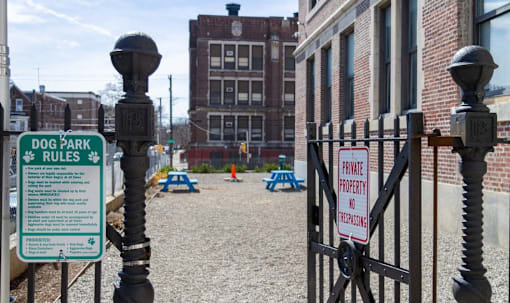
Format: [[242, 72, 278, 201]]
[[67, 173, 508, 302]]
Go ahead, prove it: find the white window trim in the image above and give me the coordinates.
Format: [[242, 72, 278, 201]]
[[206, 112, 264, 143]]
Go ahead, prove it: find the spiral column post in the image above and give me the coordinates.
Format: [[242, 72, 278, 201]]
[[447, 46, 498, 303], [110, 32, 161, 303]]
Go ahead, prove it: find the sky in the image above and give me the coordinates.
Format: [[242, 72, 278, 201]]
[[6, 0, 298, 124]]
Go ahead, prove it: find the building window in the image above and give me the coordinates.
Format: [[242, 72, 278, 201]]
[[251, 116, 263, 141], [50, 104, 53, 112], [285, 46, 296, 71], [209, 115, 221, 141], [251, 81, 263, 105], [238, 45, 249, 70], [77, 114, 83, 120], [224, 45, 236, 69], [77, 99, 83, 105], [402, 0, 417, 110], [210, 80, 221, 105], [284, 116, 295, 141], [284, 81, 295, 105], [223, 116, 235, 141], [210, 44, 222, 69], [238, 81, 249, 105], [307, 58, 315, 122], [16, 98, 23, 112], [237, 116, 249, 141], [224, 80, 235, 105], [310, 0, 317, 10], [344, 33, 354, 119], [252, 46, 263, 70], [380, 5, 391, 114], [323, 47, 332, 123], [476, 1, 510, 99]]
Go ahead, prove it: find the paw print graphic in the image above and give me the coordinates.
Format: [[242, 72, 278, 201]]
[[88, 151, 100, 164], [23, 151, 35, 163], [88, 237, 95, 246]]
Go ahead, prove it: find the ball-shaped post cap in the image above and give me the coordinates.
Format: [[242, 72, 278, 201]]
[[110, 32, 162, 93], [447, 46, 497, 108]]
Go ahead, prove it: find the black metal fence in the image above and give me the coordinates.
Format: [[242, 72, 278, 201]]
[[2, 102, 164, 302], [306, 113, 423, 302]]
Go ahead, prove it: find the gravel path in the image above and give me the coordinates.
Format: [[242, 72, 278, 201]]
[[68, 173, 508, 302]]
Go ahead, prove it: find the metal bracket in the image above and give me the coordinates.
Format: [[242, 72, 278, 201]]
[[106, 224, 122, 251]]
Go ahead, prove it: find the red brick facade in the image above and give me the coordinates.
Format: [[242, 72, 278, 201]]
[[295, 0, 510, 193], [188, 5, 298, 168]]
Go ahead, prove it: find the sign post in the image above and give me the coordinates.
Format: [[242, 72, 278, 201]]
[[17, 132, 105, 262], [337, 146, 370, 245]]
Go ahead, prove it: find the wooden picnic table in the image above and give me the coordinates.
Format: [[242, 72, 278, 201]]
[[262, 170, 305, 191], [159, 171, 198, 192]]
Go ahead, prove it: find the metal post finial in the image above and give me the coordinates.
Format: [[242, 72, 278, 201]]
[[111, 32, 160, 303], [449, 45, 497, 303]]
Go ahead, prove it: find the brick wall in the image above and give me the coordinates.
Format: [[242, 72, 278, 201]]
[[188, 9, 298, 166], [295, 0, 510, 193]]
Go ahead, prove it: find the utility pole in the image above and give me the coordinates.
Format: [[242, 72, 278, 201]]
[[0, 0, 11, 301], [158, 97, 162, 145], [168, 75, 173, 167]]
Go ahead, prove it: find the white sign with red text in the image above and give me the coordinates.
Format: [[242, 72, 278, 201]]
[[337, 146, 370, 245]]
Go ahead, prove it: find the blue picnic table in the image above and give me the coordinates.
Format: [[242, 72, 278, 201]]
[[158, 171, 198, 192], [262, 170, 305, 191]]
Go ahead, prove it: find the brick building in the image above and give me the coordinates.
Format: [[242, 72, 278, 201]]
[[46, 91, 101, 130], [188, 3, 298, 168], [294, 0, 509, 248], [9, 84, 101, 131]]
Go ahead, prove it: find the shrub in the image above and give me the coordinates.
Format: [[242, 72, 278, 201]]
[[223, 164, 232, 173], [190, 165, 199, 173], [159, 165, 174, 174], [254, 166, 265, 173], [283, 164, 292, 170], [198, 163, 216, 173], [236, 164, 247, 173], [264, 163, 279, 172]]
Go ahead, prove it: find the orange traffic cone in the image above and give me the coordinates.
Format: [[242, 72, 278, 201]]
[[231, 164, 237, 179]]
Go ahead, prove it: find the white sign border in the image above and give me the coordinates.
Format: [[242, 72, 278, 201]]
[[16, 131, 106, 262], [337, 146, 370, 245]]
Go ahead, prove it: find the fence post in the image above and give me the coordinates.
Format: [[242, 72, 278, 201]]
[[447, 46, 498, 303], [407, 111, 423, 303], [110, 32, 161, 303], [306, 122, 317, 302]]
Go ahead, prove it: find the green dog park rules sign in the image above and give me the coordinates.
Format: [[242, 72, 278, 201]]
[[17, 132, 105, 262]]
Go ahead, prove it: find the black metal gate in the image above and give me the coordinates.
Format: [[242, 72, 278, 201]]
[[306, 112, 424, 303]]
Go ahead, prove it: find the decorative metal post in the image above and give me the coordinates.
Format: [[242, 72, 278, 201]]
[[447, 45, 497, 303], [110, 32, 161, 303]]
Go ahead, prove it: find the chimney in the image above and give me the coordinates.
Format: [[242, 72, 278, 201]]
[[39, 85, 45, 94], [293, 12, 299, 19], [226, 3, 240, 16]]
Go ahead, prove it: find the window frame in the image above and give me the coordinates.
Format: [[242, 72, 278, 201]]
[[251, 81, 263, 106], [379, 4, 391, 115], [401, 0, 418, 111], [474, 1, 510, 98], [223, 80, 236, 105], [15, 98, 23, 112], [283, 115, 295, 142], [284, 81, 295, 106], [209, 80, 222, 105], [343, 31, 355, 120], [238, 45, 250, 70], [307, 57, 315, 122], [252, 45, 264, 71], [238, 80, 249, 105], [224, 45, 236, 70], [322, 47, 332, 124], [250, 116, 263, 142], [209, 115, 222, 141], [210, 44, 222, 69], [284, 46, 296, 71]]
